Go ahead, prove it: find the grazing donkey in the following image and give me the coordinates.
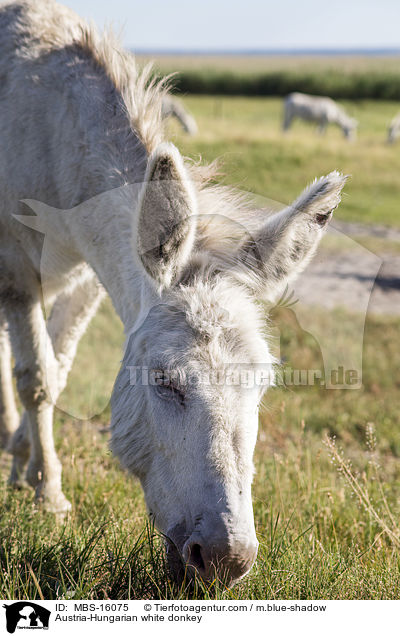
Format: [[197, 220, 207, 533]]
[[283, 92, 358, 140], [387, 112, 400, 144], [161, 95, 198, 135], [0, 0, 347, 586]]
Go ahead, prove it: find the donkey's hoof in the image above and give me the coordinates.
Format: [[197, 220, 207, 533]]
[[40, 494, 72, 519], [8, 458, 31, 489], [8, 476, 31, 490]]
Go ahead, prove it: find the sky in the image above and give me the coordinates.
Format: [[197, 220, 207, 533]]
[[62, 0, 400, 51]]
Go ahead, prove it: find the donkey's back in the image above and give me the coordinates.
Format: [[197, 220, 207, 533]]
[[283, 92, 357, 139], [0, 1, 91, 246], [284, 92, 339, 124], [0, 0, 146, 287]]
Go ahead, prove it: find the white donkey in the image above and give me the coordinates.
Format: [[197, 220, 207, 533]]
[[283, 92, 358, 140], [161, 95, 198, 135], [387, 112, 400, 144], [0, 0, 347, 586]]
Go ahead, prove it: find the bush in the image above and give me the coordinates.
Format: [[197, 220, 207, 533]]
[[163, 69, 400, 100]]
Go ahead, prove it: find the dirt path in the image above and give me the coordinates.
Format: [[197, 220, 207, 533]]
[[332, 219, 400, 243], [293, 220, 400, 316]]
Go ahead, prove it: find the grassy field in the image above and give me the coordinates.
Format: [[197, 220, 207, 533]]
[[167, 96, 400, 227], [1, 302, 399, 600], [137, 54, 400, 75], [0, 94, 400, 600], [138, 54, 400, 99]]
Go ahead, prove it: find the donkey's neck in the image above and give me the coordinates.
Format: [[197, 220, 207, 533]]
[[63, 180, 154, 329], [334, 110, 350, 130], [56, 63, 158, 329]]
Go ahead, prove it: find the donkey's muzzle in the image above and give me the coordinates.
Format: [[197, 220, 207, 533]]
[[182, 529, 258, 586]]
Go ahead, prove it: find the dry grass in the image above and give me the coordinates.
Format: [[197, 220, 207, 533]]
[[0, 301, 399, 599], [137, 54, 400, 75]]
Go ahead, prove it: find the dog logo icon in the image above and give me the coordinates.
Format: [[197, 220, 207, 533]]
[[3, 602, 50, 633]]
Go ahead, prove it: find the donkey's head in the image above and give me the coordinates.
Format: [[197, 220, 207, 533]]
[[111, 143, 347, 586], [342, 117, 358, 141]]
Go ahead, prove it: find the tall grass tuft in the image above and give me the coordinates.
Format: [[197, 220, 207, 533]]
[[325, 426, 400, 547]]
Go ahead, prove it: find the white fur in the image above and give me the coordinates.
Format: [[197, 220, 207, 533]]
[[161, 96, 198, 135], [0, 0, 346, 584], [387, 112, 400, 144], [283, 92, 358, 140], [0, 310, 19, 447]]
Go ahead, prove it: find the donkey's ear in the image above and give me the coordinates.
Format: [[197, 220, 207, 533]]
[[238, 171, 348, 301], [137, 143, 197, 288]]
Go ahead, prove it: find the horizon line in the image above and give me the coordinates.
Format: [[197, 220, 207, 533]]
[[132, 47, 400, 57]]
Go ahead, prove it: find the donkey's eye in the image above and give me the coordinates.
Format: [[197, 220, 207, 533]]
[[151, 370, 186, 406]]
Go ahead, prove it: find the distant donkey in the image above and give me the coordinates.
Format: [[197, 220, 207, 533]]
[[161, 95, 198, 135], [283, 92, 358, 140], [0, 0, 346, 586], [387, 112, 400, 144]]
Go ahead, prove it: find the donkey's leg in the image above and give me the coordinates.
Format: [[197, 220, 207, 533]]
[[282, 107, 293, 132], [48, 274, 105, 398], [8, 411, 30, 487], [5, 298, 70, 513], [0, 311, 31, 489], [8, 275, 104, 491], [0, 310, 19, 448]]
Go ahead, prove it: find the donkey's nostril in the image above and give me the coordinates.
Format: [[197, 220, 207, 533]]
[[187, 543, 205, 571], [182, 531, 258, 586]]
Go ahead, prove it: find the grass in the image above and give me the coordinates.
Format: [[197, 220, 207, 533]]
[[137, 53, 400, 75], [168, 69, 400, 100], [0, 301, 399, 600], [168, 96, 400, 227], [137, 54, 400, 99], [1, 93, 400, 600]]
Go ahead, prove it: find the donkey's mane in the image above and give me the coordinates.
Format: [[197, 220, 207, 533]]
[[75, 18, 258, 250], [75, 16, 260, 259], [14, 0, 168, 151]]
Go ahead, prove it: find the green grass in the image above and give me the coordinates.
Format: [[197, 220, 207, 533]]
[[1, 93, 400, 600], [168, 96, 400, 227], [1, 301, 399, 599], [138, 54, 400, 99]]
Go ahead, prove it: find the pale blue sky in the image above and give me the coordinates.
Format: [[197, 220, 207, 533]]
[[62, 0, 400, 51]]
